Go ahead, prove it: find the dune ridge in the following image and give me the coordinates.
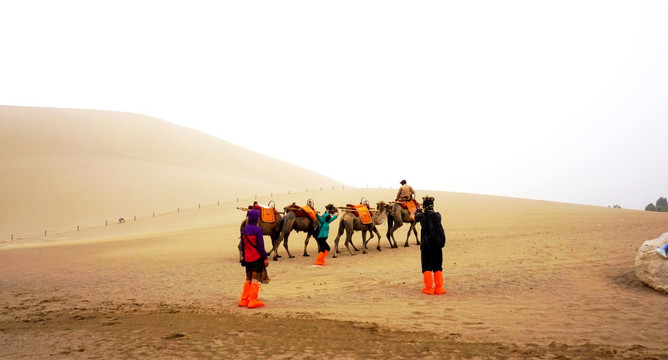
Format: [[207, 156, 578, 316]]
[[0, 105, 342, 235]]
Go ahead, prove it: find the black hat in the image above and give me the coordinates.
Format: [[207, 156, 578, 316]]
[[400, 180, 406, 185]]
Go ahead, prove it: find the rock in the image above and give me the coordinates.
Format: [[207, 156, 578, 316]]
[[635, 233, 668, 294]]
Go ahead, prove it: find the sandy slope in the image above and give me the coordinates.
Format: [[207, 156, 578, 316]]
[[0, 105, 341, 236], [2, 106, 667, 358], [1, 188, 668, 359]]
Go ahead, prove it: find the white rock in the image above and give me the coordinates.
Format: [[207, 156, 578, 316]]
[[635, 232, 668, 294]]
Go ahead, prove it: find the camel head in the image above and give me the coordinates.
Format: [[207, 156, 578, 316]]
[[373, 201, 390, 225]]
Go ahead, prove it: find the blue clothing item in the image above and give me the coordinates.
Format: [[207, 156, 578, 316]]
[[663, 242, 668, 251], [316, 213, 338, 239]]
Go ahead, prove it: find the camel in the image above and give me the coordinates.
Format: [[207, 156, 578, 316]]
[[332, 201, 392, 258], [269, 201, 337, 261], [386, 201, 420, 247]]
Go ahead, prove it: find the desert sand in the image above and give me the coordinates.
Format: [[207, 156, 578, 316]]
[[2, 106, 668, 359]]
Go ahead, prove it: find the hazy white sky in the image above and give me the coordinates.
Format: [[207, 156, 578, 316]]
[[2, 1, 667, 209]]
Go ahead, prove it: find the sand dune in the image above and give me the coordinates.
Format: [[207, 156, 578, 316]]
[[0, 105, 341, 236], [1, 106, 668, 359], [2, 188, 668, 358]]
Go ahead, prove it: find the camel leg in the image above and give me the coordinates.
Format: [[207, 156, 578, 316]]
[[386, 228, 397, 249], [402, 224, 412, 247], [385, 217, 398, 249], [411, 222, 420, 245], [343, 229, 356, 256], [350, 234, 360, 252], [332, 224, 345, 258], [270, 233, 284, 261], [374, 228, 384, 251], [282, 233, 295, 258], [364, 229, 375, 249], [303, 233, 311, 257], [361, 231, 368, 254]]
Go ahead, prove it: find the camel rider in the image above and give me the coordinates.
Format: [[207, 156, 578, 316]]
[[396, 179, 415, 201], [410, 196, 447, 295], [238, 209, 269, 308]]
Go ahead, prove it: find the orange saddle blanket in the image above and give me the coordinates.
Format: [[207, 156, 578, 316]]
[[261, 207, 276, 223], [347, 204, 372, 225], [398, 200, 419, 213], [293, 205, 316, 220]]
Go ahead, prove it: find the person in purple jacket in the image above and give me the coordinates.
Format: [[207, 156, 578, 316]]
[[238, 209, 269, 308]]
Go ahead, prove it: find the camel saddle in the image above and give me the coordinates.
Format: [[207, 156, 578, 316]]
[[347, 204, 372, 225], [397, 200, 419, 214], [288, 205, 317, 220], [248, 204, 277, 223], [261, 206, 276, 223]]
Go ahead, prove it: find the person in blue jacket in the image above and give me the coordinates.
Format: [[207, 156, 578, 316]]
[[314, 210, 339, 265]]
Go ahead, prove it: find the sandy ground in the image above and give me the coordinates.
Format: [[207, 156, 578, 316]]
[[2, 188, 668, 359]]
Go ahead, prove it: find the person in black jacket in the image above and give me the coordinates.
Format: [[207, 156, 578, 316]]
[[410, 196, 446, 295]]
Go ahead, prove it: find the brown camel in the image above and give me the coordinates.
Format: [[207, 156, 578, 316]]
[[386, 201, 420, 247], [269, 201, 337, 261], [332, 201, 392, 258]]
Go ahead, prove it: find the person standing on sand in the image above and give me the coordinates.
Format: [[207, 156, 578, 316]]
[[410, 196, 446, 295], [396, 179, 416, 201], [238, 209, 269, 308], [314, 210, 339, 266]]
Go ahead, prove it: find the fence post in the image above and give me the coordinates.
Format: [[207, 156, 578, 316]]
[[11, 234, 13, 241], [199, 204, 201, 209], [44, 231, 47, 237], [134, 216, 136, 221], [153, 212, 155, 218], [77, 226, 80, 231], [106, 220, 108, 226], [178, 208, 180, 213]]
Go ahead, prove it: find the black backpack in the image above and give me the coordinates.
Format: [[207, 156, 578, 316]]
[[421, 212, 446, 248]]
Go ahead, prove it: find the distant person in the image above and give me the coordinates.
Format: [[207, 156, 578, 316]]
[[238, 209, 269, 308], [248, 201, 261, 210], [396, 179, 415, 201], [314, 210, 339, 266], [410, 196, 446, 295], [657, 241, 668, 258]]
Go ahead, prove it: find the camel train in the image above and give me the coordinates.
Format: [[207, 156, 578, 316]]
[[239, 197, 421, 262]]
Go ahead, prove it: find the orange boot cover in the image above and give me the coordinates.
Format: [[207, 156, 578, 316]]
[[247, 282, 265, 308], [238, 281, 251, 307], [422, 271, 434, 295], [315, 252, 325, 265], [434, 271, 446, 295], [322, 250, 329, 265]]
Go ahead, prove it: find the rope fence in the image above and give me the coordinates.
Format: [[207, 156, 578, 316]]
[[0, 184, 391, 244]]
